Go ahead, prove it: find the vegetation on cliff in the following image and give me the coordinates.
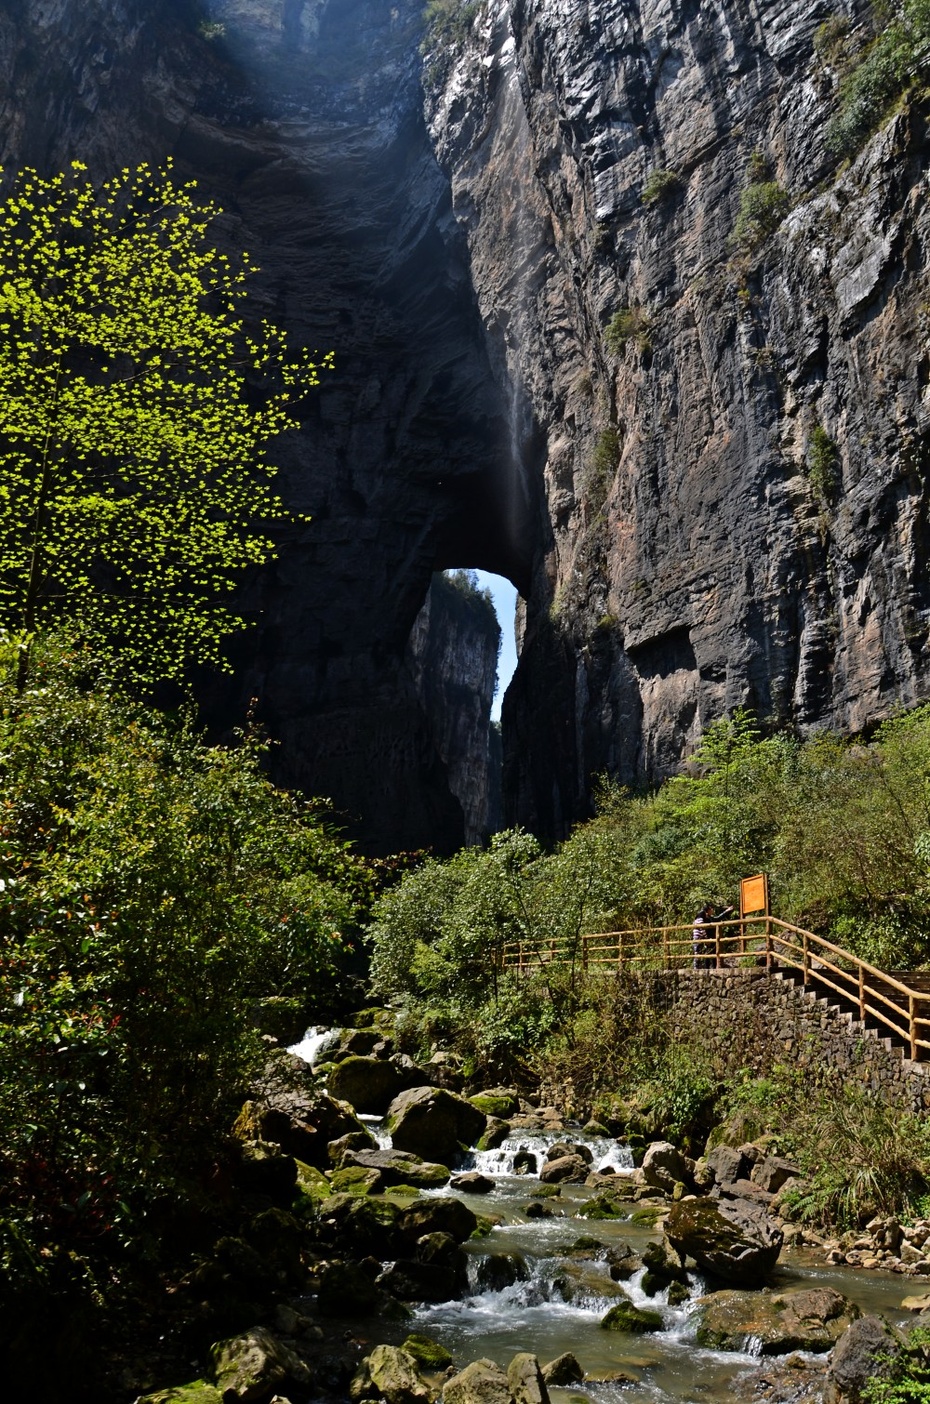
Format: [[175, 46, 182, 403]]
[[827, 0, 930, 156]]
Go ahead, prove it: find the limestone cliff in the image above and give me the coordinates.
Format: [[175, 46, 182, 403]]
[[424, 0, 930, 836], [2, 0, 930, 849], [406, 571, 501, 844]]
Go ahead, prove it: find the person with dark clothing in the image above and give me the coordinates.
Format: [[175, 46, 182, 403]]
[[692, 901, 734, 968]]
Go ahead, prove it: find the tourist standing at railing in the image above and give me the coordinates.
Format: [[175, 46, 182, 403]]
[[693, 902, 734, 968]]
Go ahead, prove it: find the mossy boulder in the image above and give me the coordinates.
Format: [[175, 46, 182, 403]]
[[600, 1301, 664, 1333], [468, 1089, 520, 1118], [317, 1260, 381, 1317], [541, 1353, 584, 1387], [329, 1056, 405, 1114], [316, 1192, 401, 1257], [350, 1345, 430, 1404], [136, 1385, 222, 1404], [295, 1159, 331, 1200], [211, 1326, 311, 1401], [387, 1086, 487, 1163], [233, 1139, 298, 1203], [477, 1117, 511, 1152], [442, 1358, 511, 1404], [328, 1129, 379, 1166], [577, 1192, 628, 1220], [694, 1287, 860, 1354], [402, 1333, 454, 1372], [398, 1196, 478, 1244], [665, 1196, 783, 1286], [473, 1252, 530, 1292], [343, 1147, 451, 1189], [552, 1263, 631, 1304], [331, 1164, 384, 1195]]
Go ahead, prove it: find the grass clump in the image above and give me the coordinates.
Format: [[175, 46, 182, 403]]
[[423, 0, 481, 44], [641, 169, 680, 206], [829, 0, 930, 158], [733, 180, 790, 252], [605, 306, 652, 356]]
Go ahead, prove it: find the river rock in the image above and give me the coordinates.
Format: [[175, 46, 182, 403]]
[[469, 1088, 521, 1118], [665, 1196, 783, 1285], [398, 1196, 478, 1244], [474, 1252, 530, 1292], [350, 1345, 430, 1404], [330, 1165, 383, 1195], [317, 1260, 381, 1316], [705, 1145, 747, 1187], [329, 1056, 405, 1115], [234, 1140, 298, 1203], [212, 1327, 311, 1401], [136, 1385, 222, 1404], [442, 1358, 511, 1404], [642, 1142, 691, 1194], [695, 1287, 860, 1354], [450, 1172, 496, 1193], [387, 1087, 487, 1163], [238, 1063, 367, 1167], [552, 1262, 631, 1304], [378, 1258, 464, 1303], [512, 1149, 537, 1174], [546, 1142, 593, 1165], [825, 1315, 903, 1403], [751, 1155, 801, 1194], [328, 1129, 379, 1166], [343, 1147, 451, 1188], [604, 1242, 644, 1280], [507, 1353, 549, 1404], [316, 1193, 401, 1257], [477, 1117, 510, 1151], [640, 1238, 687, 1295], [541, 1353, 583, 1386], [600, 1301, 664, 1333], [401, 1335, 454, 1372], [540, 1154, 589, 1184]]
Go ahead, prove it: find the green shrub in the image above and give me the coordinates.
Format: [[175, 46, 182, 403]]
[[807, 423, 840, 500], [829, 1, 930, 158], [605, 306, 651, 356], [733, 180, 790, 251], [864, 1324, 930, 1402], [423, 0, 480, 44], [641, 169, 680, 206]]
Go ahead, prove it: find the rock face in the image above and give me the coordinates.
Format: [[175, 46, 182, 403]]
[[5, 0, 930, 844], [665, 1196, 783, 1285], [426, 0, 930, 838]]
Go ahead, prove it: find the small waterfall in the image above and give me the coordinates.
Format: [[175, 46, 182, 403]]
[[468, 1131, 634, 1178], [288, 1025, 338, 1066]]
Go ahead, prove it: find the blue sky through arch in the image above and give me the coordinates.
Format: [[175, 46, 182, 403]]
[[473, 570, 518, 722]]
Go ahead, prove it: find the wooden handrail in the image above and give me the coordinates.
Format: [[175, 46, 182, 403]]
[[501, 914, 930, 1061]]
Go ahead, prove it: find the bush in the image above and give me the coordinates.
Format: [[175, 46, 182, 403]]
[[423, 0, 480, 44], [733, 180, 790, 251], [605, 306, 651, 356], [828, 1, 930, 158], [808, 423, 840, 500], [641, 169, 680, 206]]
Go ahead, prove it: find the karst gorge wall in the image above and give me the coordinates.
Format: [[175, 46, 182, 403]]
[[2, 0, 930, 849]]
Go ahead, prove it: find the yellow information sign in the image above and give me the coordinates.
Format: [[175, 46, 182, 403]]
[[740, 873, 769, 918]]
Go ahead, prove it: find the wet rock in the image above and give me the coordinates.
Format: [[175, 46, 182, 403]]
[[211, 1327, 311, 1401], [541, 1353, 584, 1387], [387, 1087, 487, 1163], [577, 1192, 629, 1220], [474, 1252, 530, 1292], [552, 1262, 631, 1304], [604, 1242, 644, 1280], [136, 1384, 222, 1404], [600, 1301, 664, 1333], [640, 1239, 687, 1296], [240, 1062, 367, 1168], [468, 1089, 520, 1118], [825, 1315, 903, 1402], [343, 1147, 451, 1189], [524, 1201, 556, 1219], [442, 1358, 511, 1404], [507, 1353, 549, 1404], [295, 1160, 331, 1201], [402, 1334, 454, 1373], [234, 1141, 298, 1204], [328, 1130, 379, 1166], [512, 1149, 537, 1175], [328, 1056, 405, 1115], [477, 1118, 510, 1152], [583, 1121, 609, 1137], [642, 1142, 691, 1194], [317, 1260, 381, 1317], [695, 1287, 861, 1354], [665, 1196, 783, 1286], [316, 1193, 402, 1257], [545, 1142, 593, 1165], [350, 1345, 430, 1404], [398, 1196, 478, 1244], [330, 1165, 383, 1195], [902, 1291, 930, 1311], [450, 1172, 496, 1194], [751, 1155, 801, 1195], [377, 1258, 464, 1303], [540, 1154, 589, 1185]]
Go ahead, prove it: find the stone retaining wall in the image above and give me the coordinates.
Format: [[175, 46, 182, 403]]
[[651, 969, 930, 1113]]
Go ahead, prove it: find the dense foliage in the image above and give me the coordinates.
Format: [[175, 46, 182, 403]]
[[0, 161, 331, 688], [828, 0, 930, 156], [0, 637, 369, 1352]]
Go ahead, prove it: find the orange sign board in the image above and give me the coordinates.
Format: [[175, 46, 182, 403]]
[[741, 873, 769, 917]]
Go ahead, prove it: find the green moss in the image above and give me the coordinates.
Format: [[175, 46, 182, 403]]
[[295, 1161, 331, 1200], [137, 1384, 222, 1404], [402, 1333, 455, 1371], [600, 1301, 664, 1333]]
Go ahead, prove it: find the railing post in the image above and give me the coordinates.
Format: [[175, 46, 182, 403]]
[[803, 930, 809, 985], [715, 923, 721, 969], [765, 917, 772, 971], [663, 929, 669, 969], [582, 934, 589, 972], [859, 966, 865, 1022], [911, 995, 918, 1062], [618, 929, 624, 974]]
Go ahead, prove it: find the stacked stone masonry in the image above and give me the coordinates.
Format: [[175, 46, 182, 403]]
[[650, 969, 930, 1113]]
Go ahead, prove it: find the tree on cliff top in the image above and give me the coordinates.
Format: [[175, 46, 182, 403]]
[[0, 160, 333, 688]]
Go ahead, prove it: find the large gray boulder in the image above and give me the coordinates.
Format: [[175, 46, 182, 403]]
[[442, 1359, 511, 1404], [539, 1153, 589, 1184], [398, 1196, 478, 1244], [665, 1196, 783, 1285], [342, 1147, 451, 1188], [695, 1287, 860, 1354], [329, 1056, 405, 1114], [350, 1345, 431, 1404], [825, 1316, 903, 1403], [750, 1154, 802, 1194], [642, 1141, 691, 1193], [387, 1086, 487, 1163], [705, 1145, 747, 1187], [507, 1354, 549, 1404]]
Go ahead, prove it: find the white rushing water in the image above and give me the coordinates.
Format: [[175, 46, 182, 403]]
[[288, 1025, 338, 1066], [468, 1131, 634, 1178]]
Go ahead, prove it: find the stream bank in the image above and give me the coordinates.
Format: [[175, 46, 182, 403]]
[[134, 1013, 930, 1404]]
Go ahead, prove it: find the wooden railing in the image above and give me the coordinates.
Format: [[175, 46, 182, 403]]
[[501, 916, 930, 1062]]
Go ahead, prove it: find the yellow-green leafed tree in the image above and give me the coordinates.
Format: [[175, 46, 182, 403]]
[[0, 160, 333, 687]]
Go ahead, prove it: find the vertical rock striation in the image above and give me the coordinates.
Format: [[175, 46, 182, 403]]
[[424, 0, 930, 838]]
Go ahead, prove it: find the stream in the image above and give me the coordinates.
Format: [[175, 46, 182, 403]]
[[291, 1033, 915, 1403]]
